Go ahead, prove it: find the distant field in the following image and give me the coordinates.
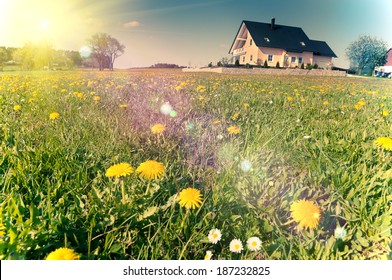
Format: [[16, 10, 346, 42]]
[[0, 69, 391, 260]]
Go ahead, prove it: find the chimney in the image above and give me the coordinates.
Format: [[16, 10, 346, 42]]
[[271, 17, 275, 30]]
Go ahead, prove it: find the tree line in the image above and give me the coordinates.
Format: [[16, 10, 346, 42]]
[[0, 33, 125, 71]]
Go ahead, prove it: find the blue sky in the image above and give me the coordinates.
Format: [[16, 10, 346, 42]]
[[1, 0, 392, 68]]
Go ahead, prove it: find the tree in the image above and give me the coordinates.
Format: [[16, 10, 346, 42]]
[[346, 35, 388, 74], [0, 47, 6, 70], [88, 33, 125, 71]]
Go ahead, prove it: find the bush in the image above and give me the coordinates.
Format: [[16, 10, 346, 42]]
[[217, 61, 222, 67], [313, 64, 319, 69], [301, 63, 304, 69], [263, 60, 269, 68], [235, 60, 240, 67], [306, 63, 313, 70], [276, 62, 280, 68], [208, 62, 213, 67], [245, 63, 251, 69]]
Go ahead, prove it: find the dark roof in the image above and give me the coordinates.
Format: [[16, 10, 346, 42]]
[[230, 20, 337, 58]]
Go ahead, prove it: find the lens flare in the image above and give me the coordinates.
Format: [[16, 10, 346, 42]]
[[160, 102, 172, 115]]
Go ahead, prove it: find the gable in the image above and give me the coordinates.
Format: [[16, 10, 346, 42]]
[[229, 20, 337, 58]]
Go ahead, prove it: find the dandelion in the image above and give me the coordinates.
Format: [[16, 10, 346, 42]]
[[229, 239, 243, 253], [136, 160, 165, 180], [382, 110, 389, 117], [246, 237, 262, 252], [49, 112, 60, 120], [93, 96, 101, 102], [290, 199, 321, 229], [240, 160, 252, 172], [208, 229, 222, 244], [232, 113, 239, 120], [227, 126, 240, 135], [178, 187, 203, 209], [46, 248, 80, 260], [212, 120, 221, 125], [374, 137, 392, 151], [151, 124, 165, 134], [268, 181, 274, 186], [287, 96, 294, 101], [204, 250, 213, 260], [160, 102, 173, 115], [119, 104, 128, 108], [323, 101, 329, 106], [13, 105, 21, 111], [105, 163, 134, 178], [354, 103, 362, 110], [243, 103, 249, 108]]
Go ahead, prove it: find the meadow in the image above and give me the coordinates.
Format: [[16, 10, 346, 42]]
[[0, 69, 391, 260]]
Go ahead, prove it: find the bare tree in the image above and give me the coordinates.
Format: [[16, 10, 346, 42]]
[[107, 37, 125, 71], [88, 33, 125, 71]]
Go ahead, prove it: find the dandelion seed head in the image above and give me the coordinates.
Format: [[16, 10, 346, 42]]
[[240, 160, 252, 172], [160, 102, 173, 115]]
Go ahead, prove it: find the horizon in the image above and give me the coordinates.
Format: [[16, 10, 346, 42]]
[[1, 0, 392, 69]]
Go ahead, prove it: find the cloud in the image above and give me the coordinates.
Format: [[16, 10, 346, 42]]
[[123, 21, 141, 28]]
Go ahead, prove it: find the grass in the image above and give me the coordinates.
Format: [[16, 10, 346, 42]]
[[0, 69, 391, 260]]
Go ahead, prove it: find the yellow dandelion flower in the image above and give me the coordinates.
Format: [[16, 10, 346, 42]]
[[358, 100, 366, 106], [119, 104, 128, 108], [243, 103, 249, 108], [382, 110, 389, 117], [136, 160, 165, 180], [374, 137, 392, 151], [229, 239, 243, 253], [354, 103, 362, 110], [380, 103, 385, 107], [232, 113, 239, 120], [105, 163, 134, 178], [212, 120, 221, 125], [93, 96, 101, 102], [49, 112, 60, 120], [287, 96, 294, 101], [290, 199, 321, 229], [323, 101, 329, 106], [13, 105, 21, 111], [178, 187, 203, 209], [198, 95, 205, 101], [46, 248, 80, 260], [151, 124, 165, 134], [227, 126, 240, 134]]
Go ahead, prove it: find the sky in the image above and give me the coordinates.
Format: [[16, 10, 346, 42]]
[[1, 0, 392, 68]]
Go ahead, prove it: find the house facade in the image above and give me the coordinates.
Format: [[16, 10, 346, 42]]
[[229, 19, 337, 69], [385, 48, 392, 66]]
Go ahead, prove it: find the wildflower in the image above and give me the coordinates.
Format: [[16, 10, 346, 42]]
[[49, 112, 60, 120], [105, 163, 134, 178], [287, 96, 294, 101], [13, 105, 21, 111], [46, 248, 80, 260], [334, 226, 347, 239], [208, 229, 222, 244], [358, 100, 366, 106], [240, 160, 252, 172], [268, 181, 274, 186], [93, 96, 101, 102], [151, 124, 165, 134], [232, 113, 239, 120], [354, 104, 362, 110], [374, 137, 392, 151], [243, 103, 249, 108], [119, 104, 128, 108], [178, 187, 203, 209], [136, 160, 165, 180], [227, 126, 240, 135], [246, 237, 262, 252], [212, 120, 221, 125], [204, 250, 213, 260], [323, 101, 329, 106], [229, 239, 243, 253], [290, 199, 321, 229], [198, 95, 205, 101], [382, 110, 389, 117]]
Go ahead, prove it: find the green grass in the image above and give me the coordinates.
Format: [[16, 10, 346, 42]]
[[0, 69, 391, 260]]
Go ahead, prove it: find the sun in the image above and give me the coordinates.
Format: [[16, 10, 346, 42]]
[[40, 20, 49, 30]]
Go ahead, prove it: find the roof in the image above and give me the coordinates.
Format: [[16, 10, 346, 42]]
[[230, 20, 337, 58]]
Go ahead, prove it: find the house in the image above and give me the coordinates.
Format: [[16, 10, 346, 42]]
[[385, 48, 392, 66], [229, 18, 337, 69]]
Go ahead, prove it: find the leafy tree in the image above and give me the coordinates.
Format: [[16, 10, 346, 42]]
[[346, 35, 388, 74], [13, 42, 35, 70], [0, 47, 6, 70], [263, 60, 268, 68], [89, 33, 125, 71]]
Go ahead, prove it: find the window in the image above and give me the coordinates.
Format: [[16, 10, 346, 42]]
[[250, 54, 253, 61], [300, 41, 306, 46], [264, 37, 270, 42], [298, 57, 303, 64], [242, 56, 245, 62], [291, 57, 296, 63], [250, 39, 253, 46], [268, 54, 273, 62]]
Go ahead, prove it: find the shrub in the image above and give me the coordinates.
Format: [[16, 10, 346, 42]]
[[301, 63, 304, 69], [235, 59, 240, 67], [313, 64, 319, 69], [276, 62, 280, 68], [245, 63, 251, 69], [263, 60, 269, 68], [217, 61, 222, 67], [208, 62, 213, 67], [306, 63, 313, 70]]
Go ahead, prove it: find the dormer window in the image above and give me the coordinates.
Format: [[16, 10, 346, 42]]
[[300, 41, 306, 46], [264, 37, 270, 42], [250, 39, 253, 46]]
